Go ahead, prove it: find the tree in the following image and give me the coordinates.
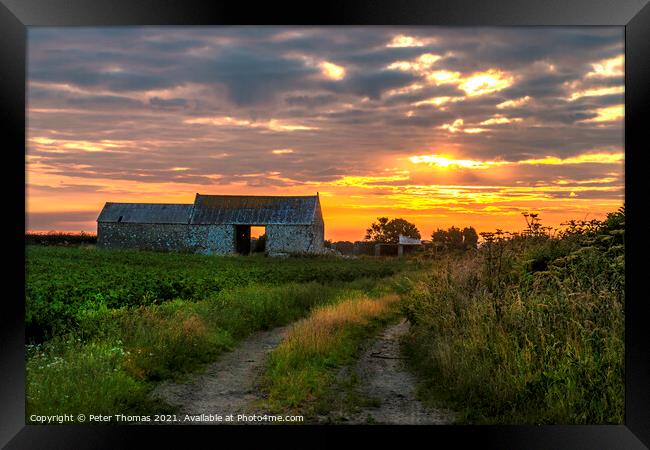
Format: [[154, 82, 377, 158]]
[[447, 226, 463, 249], [253, 234, 266, 253], [365, 217, 421, 244], [462, 227, 479, 250], [431, 228, 447, 247], [430, 225, 478, 251]]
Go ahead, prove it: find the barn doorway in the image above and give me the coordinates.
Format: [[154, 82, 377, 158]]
[[251, 226, 266, 254], [235, 225, 251, 255]]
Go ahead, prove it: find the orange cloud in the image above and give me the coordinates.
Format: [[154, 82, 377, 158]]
[[518, 152, 624, 165], [480, 115, 523, 125], [458, 69, 514, 97], [184, 116, 318, 131], [579, 105, 624, 123], [569, 85, 624, 101], [319, 61, 346, 80], [496, 96, 531, 109], [427, 70, 461, 84], [414, 96, 460, 107], [440, 119, 488, 134], [386, 35, 426, 48], [29, 137, 130, 153], [388, 53, 442, 72], [587, 55, 624, 78], [389, 56, 515, 99]]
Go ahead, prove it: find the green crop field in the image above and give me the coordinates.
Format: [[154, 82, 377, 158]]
[[26, 247, 407, 343]]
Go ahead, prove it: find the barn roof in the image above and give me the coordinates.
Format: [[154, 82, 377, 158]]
[[189, 194, 318, 225], [97, 194, 321, 225], [399, 234, 422, 245], [97, 203, 193, 224]]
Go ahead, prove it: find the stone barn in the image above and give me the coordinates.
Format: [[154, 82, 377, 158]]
[[97, 193, 325, 256]]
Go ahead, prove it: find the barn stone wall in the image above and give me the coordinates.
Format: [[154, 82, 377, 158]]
[[266, 223, 324, 255], [97, 223, 236, 255], [98, 220, 325, 256], [199, 224, 236, 255]]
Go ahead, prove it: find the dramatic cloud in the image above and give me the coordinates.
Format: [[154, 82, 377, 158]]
[[26, 27, 624, 239]]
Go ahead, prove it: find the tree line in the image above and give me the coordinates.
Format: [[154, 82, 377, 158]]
[[363, 216, 479, 251], [325, 217, 480, 255]]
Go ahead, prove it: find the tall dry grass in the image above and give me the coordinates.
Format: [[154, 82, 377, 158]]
[[263, 293, 402, 412], [280, 293, 400, 355]]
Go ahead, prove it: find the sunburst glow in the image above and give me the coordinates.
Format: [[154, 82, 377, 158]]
[[408, 154, 506, 169]]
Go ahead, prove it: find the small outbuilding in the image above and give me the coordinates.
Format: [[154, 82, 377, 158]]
[[372, 235, 423, 257], [397, 234, 422, 256], [97, 193, 325, 256]]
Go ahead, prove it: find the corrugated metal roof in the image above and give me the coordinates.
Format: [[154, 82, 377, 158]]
[[97, 203, 193, 224], [399, 234, 422, 245], [190, 194, 318, 225]]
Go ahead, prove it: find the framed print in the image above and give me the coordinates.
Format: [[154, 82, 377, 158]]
[[2, 0, 649, 448]]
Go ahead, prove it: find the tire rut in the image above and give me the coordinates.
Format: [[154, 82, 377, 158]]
[[150, 325, 290, 424], [342, 318, 456, 425]]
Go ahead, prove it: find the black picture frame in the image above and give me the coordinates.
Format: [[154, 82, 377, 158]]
[[2, 1, 648, 448]]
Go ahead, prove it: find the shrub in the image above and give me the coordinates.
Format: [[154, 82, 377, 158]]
[[403, 208, 624, 424]]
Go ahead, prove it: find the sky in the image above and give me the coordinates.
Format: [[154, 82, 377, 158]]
[[26, 26, 624, 241]]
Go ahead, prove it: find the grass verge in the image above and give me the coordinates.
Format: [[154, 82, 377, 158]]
[[259, 292, 403, 420]]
